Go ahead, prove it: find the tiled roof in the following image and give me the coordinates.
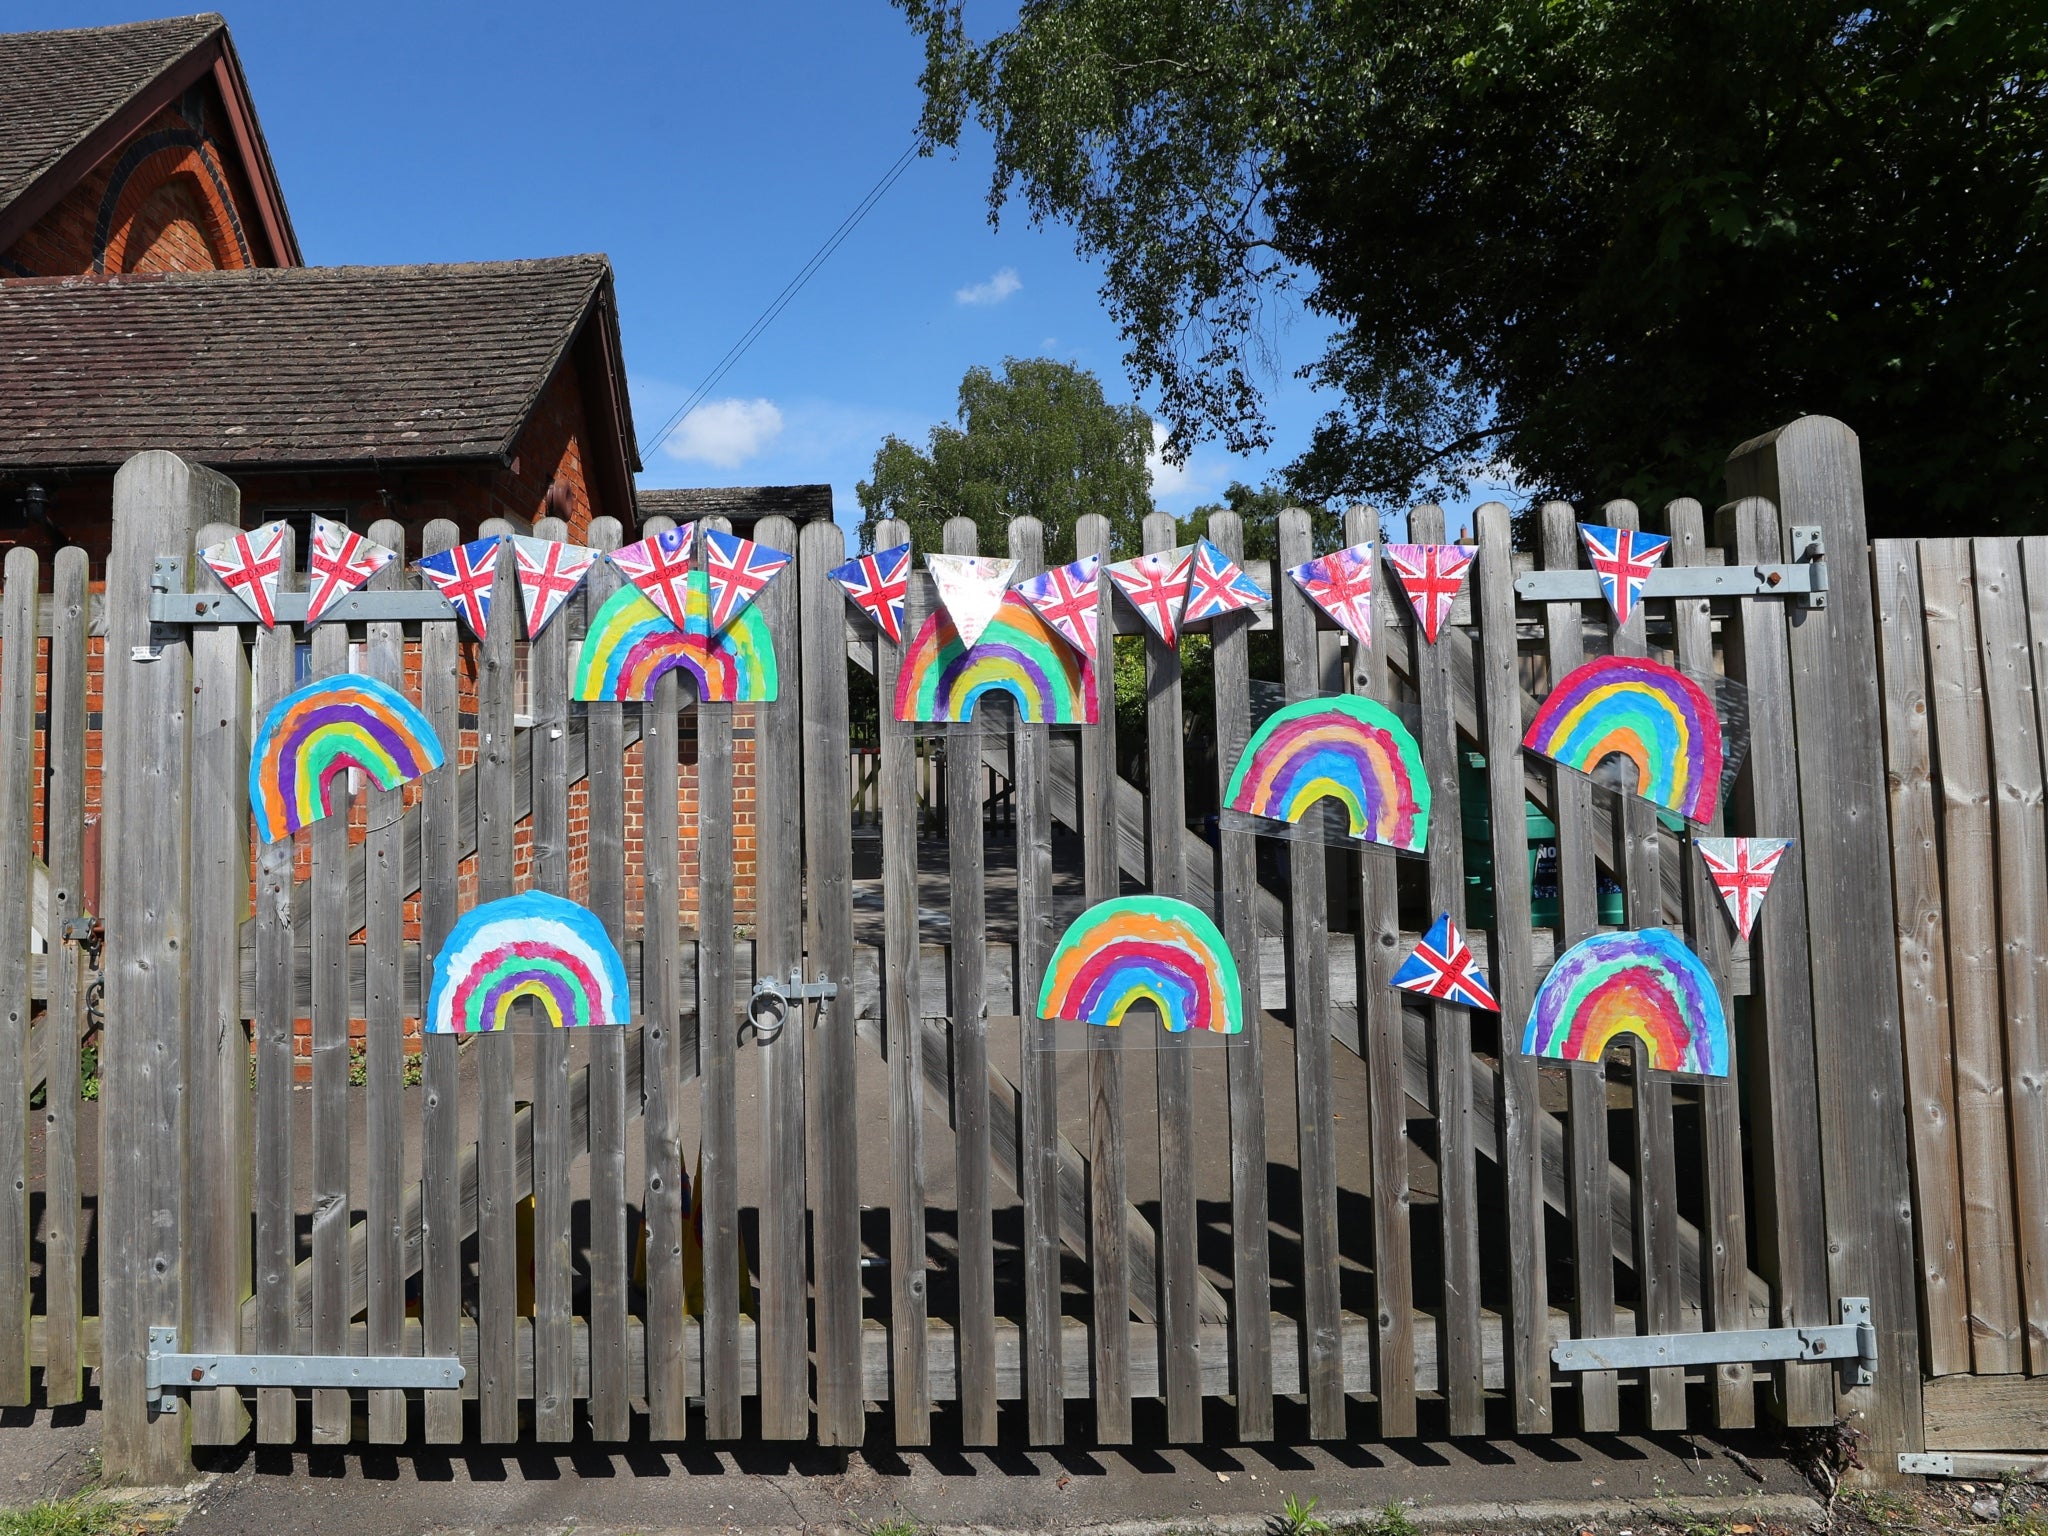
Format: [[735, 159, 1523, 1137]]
[[635, 485, 835, 530], [0, 257, 615, 469], [0, 14, 225, 217]]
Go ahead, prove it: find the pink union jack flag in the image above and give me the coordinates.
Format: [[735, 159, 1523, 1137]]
[[198, 521, 289, 628], [1014, 554, 1103, 661], [927, 553, 1019, 650], [1107, 546, 1195, 645], [1383, 542, 1477, 644], [1287, 540, 1376, 646], [1579, 523, 1671, 627], [611, 524, 697, 630], [415, 536, 502, 640], [304, 516, 397, 627], [511, 534, 599, 638], [1696, 837, 1791, 940], [1390, 913, 1499, 1012], [1182, 537, 1269, 626], [702, 528, 792, 633], [829, 542, 913, 644]]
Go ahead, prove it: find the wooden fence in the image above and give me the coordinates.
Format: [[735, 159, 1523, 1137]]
[[0, 420, 1932, 1482]]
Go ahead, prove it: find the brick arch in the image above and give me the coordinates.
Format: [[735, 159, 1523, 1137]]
[[93, 130, 253, 274]]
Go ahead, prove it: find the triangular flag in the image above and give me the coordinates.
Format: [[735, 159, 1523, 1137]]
[[1390, 914, 1499, 1012], [1696, 837, 1792, 941], [611, 523, 697, 630], [701, 528, 793, 632], [511, 534, 599, 638], [1579, 523, 1671, 627], [1182, 537, 1269, 625], [829, 542, 913, 644], [415, 536, 502, 640], [1107, 545, 1195, 645], [198, 521, 288, 628], [1013, 554, 1103, 661], [926, 553, 1018, 650], [304, 516, 397, 626], [1383, 543, 1476, 644], [1287, 540, 1376, 645]]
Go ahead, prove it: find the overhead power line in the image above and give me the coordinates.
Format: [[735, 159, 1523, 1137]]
[[639, 140, 921, 464]]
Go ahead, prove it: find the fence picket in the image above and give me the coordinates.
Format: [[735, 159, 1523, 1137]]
[[0, 549, 34, 1405], [310, 609, 353, 1443]]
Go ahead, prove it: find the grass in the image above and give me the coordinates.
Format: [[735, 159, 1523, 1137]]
[[1339, 1504, 1418, 1536], [0, 1491, 129, 1536], [1277, 1494, 1332, 1536], [867, 1522, 923, 1536], [1841, 1488, 1921, 1534]]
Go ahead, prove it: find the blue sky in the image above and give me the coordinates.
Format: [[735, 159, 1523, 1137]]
[[28, 1, 1514, 530]]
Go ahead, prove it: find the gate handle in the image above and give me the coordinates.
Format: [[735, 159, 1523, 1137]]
[[746, 970, 838, 1045]]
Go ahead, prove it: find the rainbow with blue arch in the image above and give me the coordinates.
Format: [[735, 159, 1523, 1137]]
[[426, 891, 631, 1034], [574, 575, 778, 703], [894, 594, 1095, 724], [1223, 694, 1430, 853], [1038, 897, 1243, 1035], [249, 674, 442, 843], [1521, 928, 1729, 1076], [1523, 655, 1723, 824]]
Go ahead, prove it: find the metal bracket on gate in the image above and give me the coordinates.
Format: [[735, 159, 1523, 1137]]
[[144, 1327, 464, 1414], [148, 557, 457, 626], [1513, 534, 1830, 610], [746, 970, 839, 1045], [1550, 1297, 1875, 1388]]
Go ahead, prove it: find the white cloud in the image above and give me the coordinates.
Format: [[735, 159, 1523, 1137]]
[[954, 267, 1022, 306], [662, 397, 785, 468], [1146, 420, 1200, 500]]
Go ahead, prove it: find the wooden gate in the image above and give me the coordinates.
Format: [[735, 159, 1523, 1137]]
[[2, 420, 1927, 1482]]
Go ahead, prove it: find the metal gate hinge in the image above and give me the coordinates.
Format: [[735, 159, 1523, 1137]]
[[746, 970, 839, 1045], [1550, 1296, 1874, 1388], [145, 1326, 464, 1414]]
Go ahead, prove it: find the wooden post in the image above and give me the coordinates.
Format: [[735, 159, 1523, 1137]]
[[1726, 416, 1925, 1464], [101, 451, 228, 1485], [0, 548, 34, 1406]]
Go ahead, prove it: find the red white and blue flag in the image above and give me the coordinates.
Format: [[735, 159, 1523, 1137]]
[[1383, 542, 1476, 644], [511, 534, 599, 638], [1014, 554, 1103, 661], [1107, 545, 1195, 645], [1579, 523, 1670, 628], [1181, 537, 1269, 626], [1696, 837, 1791, 940], [1390, 913, 1499, 1012], [828, 541, 913, 643], [610, 524, 697, 630], [1288, 540, 1376, 646], [198, 521, 289, 628], [702, 528, 792, 633], [416, 536, 502, 640], [304, 516, 398, 627]]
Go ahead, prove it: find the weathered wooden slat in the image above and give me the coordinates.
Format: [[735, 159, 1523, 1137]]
[[750, 514, 810, 1441], [1871, 539, 1970, 1378], [1214, 509, 1274, 1441], [0, 549, 34, 1405], [799, 517, 864, 1446], [309, 610, 352, 1443], [1007, 517, 1064, 1445], [1970, 536, 2048, 1372]]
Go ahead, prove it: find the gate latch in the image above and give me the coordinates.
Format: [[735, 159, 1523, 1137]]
[[145, 1326, 464, 1414], [746, 970, 839, 1045], [1550, 1296, 1875, 1388]]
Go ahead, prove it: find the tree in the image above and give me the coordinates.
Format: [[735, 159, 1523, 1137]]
[[897, 0, 2048, 535], [1178, 480, 1342, 565], [856, 356, 1155, 559]]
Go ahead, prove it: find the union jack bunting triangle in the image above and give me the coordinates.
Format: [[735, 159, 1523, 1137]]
[[1390, 913, 1499, 1012], [1013, 554, 1103, 661], [511, 535, 599, 638], [1107, 545, 1196, 645], [1579, 522, 1671, 627], [828, 542, 913, 644], [415, 536, 502, 640], [1383, 542, 1476, 644], [1287, 540, 1376, 646], [926, 553, 1018, 650], [610, 523, 697, 630], [304, 516, 398, 627], [701, 528, 793, 633], [1181, 537, 1269, 626], [198, 520, 289, 628], [1695, 837, 1792, 941]]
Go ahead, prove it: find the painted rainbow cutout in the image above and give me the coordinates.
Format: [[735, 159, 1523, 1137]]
[[1523, 654, 1723, 824], [1521, 928, 1729, 1076], [425, 891, 631, 1034], [574, 576, 778, 702], [894, 594, 1096, 724], [1038, 897, 1243, 1035], [1223, 695, 1430, 853], [249, 674, 442, 844]]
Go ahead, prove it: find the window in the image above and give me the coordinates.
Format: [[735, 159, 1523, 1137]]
[[257, 505, 352, 571]]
